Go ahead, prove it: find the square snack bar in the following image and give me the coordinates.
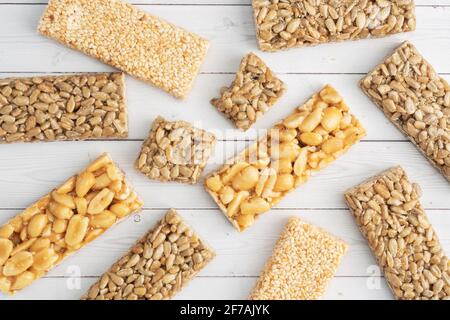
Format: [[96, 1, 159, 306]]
[[0, 73, 127, 143], [361, 42, 450, 182], [0, 153, 143, 295], [211, 52, 287, 131], [249, 217, 348, 300], [345, 167, 450, 300], [38, 0, 209, 99], [82, 209, 215, 300], [135, 116, 216, 184], [205, 85, 366, 231], [252, 0, 416, 52]]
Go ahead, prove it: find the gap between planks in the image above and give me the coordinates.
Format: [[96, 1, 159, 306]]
[[0, 139, 413, 142], [1, 207, 450, 211], [37, 275, 383, 279], [0, 71, 449, 75], [0, 3, 446, 8]]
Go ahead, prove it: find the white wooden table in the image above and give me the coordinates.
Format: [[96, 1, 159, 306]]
[[1, 0, 449, 300]]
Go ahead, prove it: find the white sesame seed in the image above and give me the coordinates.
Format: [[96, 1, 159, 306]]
[[38, 0, 209, 99], [249, 217, 348, 300]]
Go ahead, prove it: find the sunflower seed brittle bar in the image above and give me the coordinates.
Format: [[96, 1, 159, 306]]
[[205, 85, 366, 231], [249, 217, 348, 300], [0, 73, 127, 143], [38, 0, 209, 99], [252, 0, 416, 52], [0, 153, 144, 295], [361, 42, 450, 182], [211, 52, 287, 131], [345, 166, 450, 300], [135, 116, 216, 184], [82, 209, 215, 300]]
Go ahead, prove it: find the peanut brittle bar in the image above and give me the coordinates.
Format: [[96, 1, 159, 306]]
[[345, 166, 450, 300], [249, 217, 348, 300], [0, 73, 127, 143], [0, 153, 143, 295], [252, 0, 416, 52], [361, 42, 450, 182], [38, 0, 209, 99], [135, 116, 216, 184], [205, 85, 366, 231], [211, 52, 287, 131], [82, 209, 215, 300]]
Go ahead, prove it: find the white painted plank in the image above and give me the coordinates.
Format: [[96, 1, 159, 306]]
[[0, 0, 448, 302], [0, 6, 449, 74], [0, 0, 445, 6], [0, 141, 447, 209], [0, 73, 419, 141], [1, 276, 393, 300], [181, 276, 393, 300], [184, 276, 395, 300], [0, 209, 448, 278]]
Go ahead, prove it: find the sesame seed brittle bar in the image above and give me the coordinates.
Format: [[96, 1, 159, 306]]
[[211, 52, 287, 131], [252, 0, 416, 52], [345, 166, 450, 300], [135, 116, 216, 184], [361, 42, 450, 182], [205, 85, 366, 231], [249, 217, 348, 300], [0, 153, 143, 295], [82, 209, 215, 300], [38, 0, 209, 99], [0, 73, 127, 143]]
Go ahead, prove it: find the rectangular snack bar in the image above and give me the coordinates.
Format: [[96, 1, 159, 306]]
[[249, 217, 348, 300], [205, 85, 366, 231], [0, 73, 127, 143], [0, 153, 143, 295], [211, 52, 287, 131], [38, 0, 209, 99], [360, 42, 450, 182], [82, 209, 215, 300], [135, 116, 216, 184], [252, 0, 416, 52], [345, 166, 450, 300]]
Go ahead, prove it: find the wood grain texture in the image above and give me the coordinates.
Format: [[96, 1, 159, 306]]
[[0, 0, 445, 5], [0, 141, 448, 209], [1, 276, 393, 300], [0, 73, 419, 141], [0, 0, 449, 300], [0, 6, 449, 74], [1, 209, 448, 278]]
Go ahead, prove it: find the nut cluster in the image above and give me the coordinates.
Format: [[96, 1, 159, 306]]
[[211, 52, 287, 130], [361, 42, 450, 182], [250, 217, 348, 300], [252, 0, 416, 52], [0, 73, 127, 143], [38, 0, 209, 99], [82, 209, 215, 300], [206, 85, 366, 231], [136, 116, 216, 184], [345, 166, 450, 300], [0, 153, 143, 295]]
